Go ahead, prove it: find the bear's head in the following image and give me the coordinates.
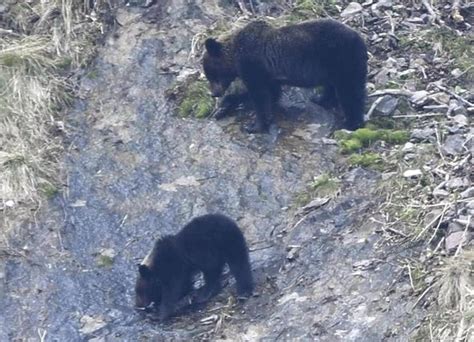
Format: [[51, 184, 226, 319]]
[[135, 264, 161, 309], [202, 38, 237, 97]]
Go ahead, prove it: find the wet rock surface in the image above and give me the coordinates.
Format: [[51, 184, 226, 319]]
[[0, 2, 425, 341]]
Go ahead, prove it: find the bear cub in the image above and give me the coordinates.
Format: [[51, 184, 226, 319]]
[[135, 214, 253, 320], [203, 19, 368, 133]]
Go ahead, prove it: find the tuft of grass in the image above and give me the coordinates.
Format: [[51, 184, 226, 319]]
[[177, 80, 214, 119], [97, 255, 114, 267], [310, 174, 340, 197], [348, 152, 383, 169], [40, 183, 59, 198], [381, 130, 409, 144], [288, 0, 339, 22], [427, 250, 474, 341], [340, 138, 363, 153], [352, 128, 382, 146], [294, 173, 340, 207], [0, 0, 112, 239]]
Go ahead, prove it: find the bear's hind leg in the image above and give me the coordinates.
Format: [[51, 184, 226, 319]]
[[228, 258, 253, 298]]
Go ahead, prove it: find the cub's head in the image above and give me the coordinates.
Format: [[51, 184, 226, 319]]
[[202, 38, 237, 97], [135, 264, 161, 309]]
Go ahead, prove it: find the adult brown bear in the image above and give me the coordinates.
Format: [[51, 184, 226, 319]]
[[203, 19, 368, 133]]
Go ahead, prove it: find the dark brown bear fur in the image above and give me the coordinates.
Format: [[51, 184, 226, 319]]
[[135, 214, 253, 320], [202, 19, 368, 133]]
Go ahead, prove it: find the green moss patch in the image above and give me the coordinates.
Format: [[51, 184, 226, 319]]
[[348, 152, 383, 169], [335, 127, 409, 154], [340, 138, 363, 153]]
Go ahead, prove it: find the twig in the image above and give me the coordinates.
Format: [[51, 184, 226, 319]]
[[387, 226, 408, 238], [365, 96, 384, 121], [236, 0, 251, 15], [392, 113, 445, 118], [368, 89, 414, 97], [432, 83, 474, 107], [415, 204, 449, 240], [407, 263, 416, 291], [432, 236, 445, 256], [0, 28, 21, 37], [454, 215, 471, 258], [428, 205, 447, 244], [434, 124, 446, 163], [405, 198, 472, 208], [385, 11, 395, 35], [429, 317, 434, 342], [413, 284, 434, 308], [290, 212, 312, 231], [454, 316, 466, 342], [249, 244, 274, 252], [453, 65, 474, 79], [424, 104, 449, 110], [37, 328, 47, 342], [421, 0, 442, 24]]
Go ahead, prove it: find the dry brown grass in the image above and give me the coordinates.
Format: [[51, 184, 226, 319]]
[[0, 0, 110, 241], [433, 250, 474, 341]]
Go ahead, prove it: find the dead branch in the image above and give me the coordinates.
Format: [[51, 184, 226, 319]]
[[368, 89, 414, 97], [432, 83, 474, 107], [365, 96, 385, 121]]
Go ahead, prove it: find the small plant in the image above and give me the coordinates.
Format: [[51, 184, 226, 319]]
[[310, 174, 340, 197], [39, 183, 59, 198], [352, 128, 382, 146], [348, 152, 383, 168], [97, 255, 114, 267], [176, 80, 214, 119]]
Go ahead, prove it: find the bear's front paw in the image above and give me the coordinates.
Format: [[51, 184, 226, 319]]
[[212, 107, 229, 120], [244, 121, 268, 134]]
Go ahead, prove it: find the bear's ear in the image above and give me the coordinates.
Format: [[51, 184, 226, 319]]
[[138, 264, 153, 279], [205, 38, 222, 57]]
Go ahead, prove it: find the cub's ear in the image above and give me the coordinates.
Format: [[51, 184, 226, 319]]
[[205, 38, 222, 57], [138, 264, 153, 279]]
